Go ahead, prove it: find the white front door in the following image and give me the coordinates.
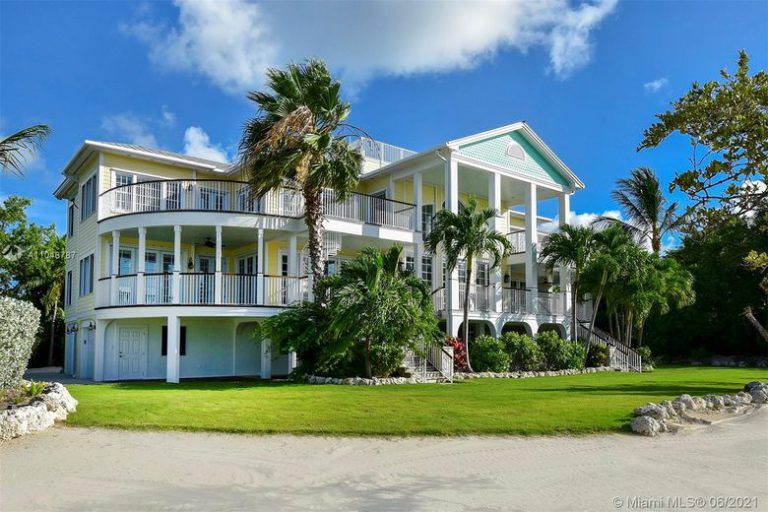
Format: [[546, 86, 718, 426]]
[[117, 327, 147, 380]]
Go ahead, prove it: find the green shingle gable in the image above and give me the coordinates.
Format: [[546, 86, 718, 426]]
[[457, 131, 569, 187]]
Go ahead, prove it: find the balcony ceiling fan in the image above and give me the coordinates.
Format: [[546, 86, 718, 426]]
[[195, 237, 226, 249]]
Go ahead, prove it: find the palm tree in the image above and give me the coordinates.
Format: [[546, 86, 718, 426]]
[[238, 59, 363, 296], [539, 225, 597, 342], [425, 198, 511, 371], [602, 167, 686, 254], [322, 245, 437, 378], [581, 224, 631, 354], [0, 124, 51, 176]]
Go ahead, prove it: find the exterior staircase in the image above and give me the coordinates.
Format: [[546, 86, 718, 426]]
[[576, 320, 643, 372], [403, 344, 454, 383]]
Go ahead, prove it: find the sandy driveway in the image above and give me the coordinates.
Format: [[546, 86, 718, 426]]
[[2, 410, 766, 512]]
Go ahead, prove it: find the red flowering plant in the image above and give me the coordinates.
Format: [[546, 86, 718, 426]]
[[445, 337, 469, 372]]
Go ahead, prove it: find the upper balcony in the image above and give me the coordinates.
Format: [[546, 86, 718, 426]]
[[351, 138, 417, 172], [99, 179, 417, 232]]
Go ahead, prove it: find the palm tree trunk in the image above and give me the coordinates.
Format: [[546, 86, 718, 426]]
[[364, 336, 372, 378], [463, 258, 473, 372], [47, 301, 58, 366], [625, 310, 634, 347], [744, 307, 768, 343], [571, 284, 578, 342], [303, 188, 325, 299], [586, 272, 607, 348]]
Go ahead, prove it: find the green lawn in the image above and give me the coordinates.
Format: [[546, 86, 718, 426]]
[[65, 367, 767, 436]]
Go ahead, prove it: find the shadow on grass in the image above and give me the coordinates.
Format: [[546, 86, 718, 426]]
[[106, 379, 303, 392], [523, 382, 750, 397]]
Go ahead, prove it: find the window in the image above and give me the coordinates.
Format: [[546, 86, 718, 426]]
[[67, 203, 75, 237], [505, 141, 526, 161], [118, 249, 134, 275], [79, 255, 94, 296], [422, 204, 434, 240], [161, 326, 187, 356], [405, 254, 414, 272], [421, 255, 433, 286], [476, 261, 489, 286], [80, 174, 98, 220], [65, 271, 73, 306]]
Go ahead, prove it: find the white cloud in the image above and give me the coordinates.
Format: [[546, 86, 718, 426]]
[[643, 77, 668, 93], [161, 106, 177, 126], [539, 209, 622, 232], [124, 0, 618, 95], [182, 126, 229, 162], [101, 113, 158, 147]]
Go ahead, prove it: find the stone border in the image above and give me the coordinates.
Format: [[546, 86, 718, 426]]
[[305, 366, 618, 386], [454, 366, 618, 380], [631, 381, 767, 436], [1, 382, 78, 441]]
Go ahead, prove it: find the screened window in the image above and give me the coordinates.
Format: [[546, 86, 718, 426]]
[[161, 326, 187, 356], [421, 255, 433, 286], [79, 255, 94, 296], [80, 174, 98, 220], [65, 271, 73, 306], [67, 203, 75, 237]]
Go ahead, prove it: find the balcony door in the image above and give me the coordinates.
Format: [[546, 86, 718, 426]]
[[235, 254, 258, 304]]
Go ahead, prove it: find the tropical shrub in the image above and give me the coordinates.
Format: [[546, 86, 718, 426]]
[[535, 331, 585, 370], [470, 335, 510, 373], [0, 297, 41, 389], [586, 343, 610, 367], [258, 246, 440, 378], [502, 332, 541, 371], [446, 337, 468, 372]]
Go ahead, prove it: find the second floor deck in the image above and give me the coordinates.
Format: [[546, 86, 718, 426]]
[[99, 179, 417, 231]]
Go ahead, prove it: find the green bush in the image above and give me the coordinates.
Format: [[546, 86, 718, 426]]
[[470, 335, 510, 372], [502, 332, 541, 371], [535, 331, 585, 370], [0, 297, 41, 389], [586, 343, 610, 367]]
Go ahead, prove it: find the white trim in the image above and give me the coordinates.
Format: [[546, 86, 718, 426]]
[[451, 153, 570, 193]]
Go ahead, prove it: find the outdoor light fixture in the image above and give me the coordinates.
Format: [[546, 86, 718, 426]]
[[187, 257, 194, 270], [87, 321, 96, 331], [504, 274, 510, 284], [67, 324, 79, 334]]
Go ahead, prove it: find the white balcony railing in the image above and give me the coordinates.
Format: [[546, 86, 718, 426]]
[[507, 229, 549, 254], [99, 272, 307, 307], [351, 137, 417, 165], [100, 180, 416, 231], [502, 287, 528, 314], [457, 283, 492, 312]]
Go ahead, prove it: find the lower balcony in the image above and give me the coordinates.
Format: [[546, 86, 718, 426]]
[[97, 273, 308, 308], [434, 286, 567, 316]]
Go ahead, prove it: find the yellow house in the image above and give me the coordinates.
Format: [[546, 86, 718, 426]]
[[54, 121, 584, 382]]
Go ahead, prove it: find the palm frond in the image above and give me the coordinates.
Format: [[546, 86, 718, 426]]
[[0, 124, 51, 176]]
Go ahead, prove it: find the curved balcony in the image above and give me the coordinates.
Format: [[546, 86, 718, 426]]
[[99, 179, 416, 231], [97, 273, 308, 308]]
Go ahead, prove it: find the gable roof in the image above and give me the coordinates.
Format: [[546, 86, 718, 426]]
[[361, 122, 584, 190]]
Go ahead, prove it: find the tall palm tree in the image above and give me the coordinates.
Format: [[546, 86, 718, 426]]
[[0, 124, 51, 176], [581, 224, 631, 353], [602, 166, 686, 253], [539, 225, 597, 342], [425, 198, 511, 371], [238, 59, 362, 296], [322, 245, 437, 378]]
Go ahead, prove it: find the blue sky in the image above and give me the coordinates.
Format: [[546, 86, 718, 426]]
[[1, 0, 766, 244]]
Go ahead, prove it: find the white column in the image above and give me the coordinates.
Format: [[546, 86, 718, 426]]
[[93, 235, 103, 306], [110, 230, 120, 305], [525, 183, 539, 314], [387, 176, 396, 200], [256, 229, 265, 305], [414, 243, 423, 280], [214, 225, 222, 305], [172, 225, 181, 304], [93, 319, 106, 382], [489, 173, 503, 313], [260, 337, 272, 379], [414, 172, 423, 234], [559, 192, 573, 323], [288, 235, 298, 303], [444, 153, 460, 314], [166, 315, 180, 383], [136, 227, 146, 305]]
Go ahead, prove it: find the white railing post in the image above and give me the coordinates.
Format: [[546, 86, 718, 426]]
[[256, 229, 265, 305], [214, 225, 222, 305], [172, 225, 181, 304]]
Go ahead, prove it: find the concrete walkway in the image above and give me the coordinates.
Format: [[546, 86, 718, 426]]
[[1, 409, 766, 512]]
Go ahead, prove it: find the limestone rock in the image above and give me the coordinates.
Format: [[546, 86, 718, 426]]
[[631, 416, 661, 436]]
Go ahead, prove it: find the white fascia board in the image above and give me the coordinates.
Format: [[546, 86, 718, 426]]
[[358, 144, 448, 182], [92, 305, 288, 319], [451, 153, 571, 194], [84, 141, 226, 172]]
